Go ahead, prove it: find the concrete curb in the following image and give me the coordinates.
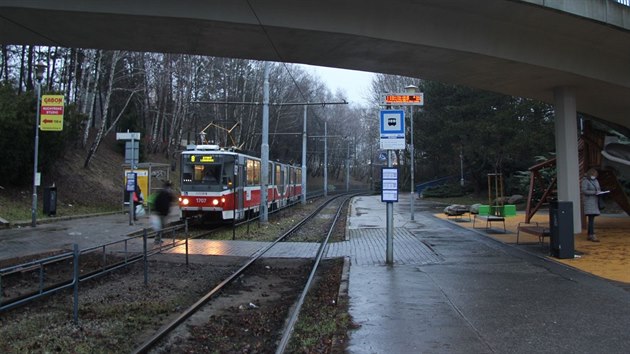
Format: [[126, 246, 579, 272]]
[[9, 211, 124, 228]]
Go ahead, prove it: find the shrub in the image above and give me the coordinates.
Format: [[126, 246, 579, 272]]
[[421, 183, 466, 198]]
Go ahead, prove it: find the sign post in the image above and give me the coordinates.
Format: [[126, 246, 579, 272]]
[[117, 131, 141, 225], [381, 92, 425, 221], [378, 109, 406, 265], [382, 164, 398, 264]]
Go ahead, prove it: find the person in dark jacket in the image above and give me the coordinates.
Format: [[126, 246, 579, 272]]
[[581, 168, 601, 242], [153, 181, 174, 244]]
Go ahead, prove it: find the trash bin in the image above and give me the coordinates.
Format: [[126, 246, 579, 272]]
[[43, 185, 57, 216], [549, 201, 574, 259]]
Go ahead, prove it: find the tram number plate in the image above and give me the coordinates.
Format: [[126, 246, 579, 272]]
[[196, 198, 207, 203]]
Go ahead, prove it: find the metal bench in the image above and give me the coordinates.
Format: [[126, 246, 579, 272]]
[[517, 222, 550, 248], [473, 214, 506, 231]]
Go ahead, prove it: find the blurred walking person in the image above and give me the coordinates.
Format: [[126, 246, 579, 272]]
[[152, 181, 174, 244]]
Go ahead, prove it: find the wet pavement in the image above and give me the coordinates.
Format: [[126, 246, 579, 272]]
[[345, 194, 630, 354], [1, 195, 629, 353]]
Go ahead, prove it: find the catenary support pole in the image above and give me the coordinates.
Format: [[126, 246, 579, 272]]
[[261, 62, 270, 222], [324, 121, 328, 197], [302, 105, 307, 204]]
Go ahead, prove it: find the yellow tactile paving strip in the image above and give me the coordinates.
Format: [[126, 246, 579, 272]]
[[436, 212, 630, 284]]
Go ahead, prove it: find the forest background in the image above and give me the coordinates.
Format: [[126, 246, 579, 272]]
[[0, 45, 557, 220]]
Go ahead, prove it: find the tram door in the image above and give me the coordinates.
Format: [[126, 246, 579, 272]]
[[235, 156, 245, 220]]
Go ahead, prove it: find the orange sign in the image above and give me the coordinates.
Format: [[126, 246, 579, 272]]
[[40, 95, 64, 131], [381, 93, 424, 106]]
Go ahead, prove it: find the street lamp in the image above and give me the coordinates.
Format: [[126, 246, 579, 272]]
[[31, 59, 47, 227], [405, 84, 418, 221]]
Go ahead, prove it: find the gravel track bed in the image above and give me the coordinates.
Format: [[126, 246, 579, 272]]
[[0, 195, 354, 353]]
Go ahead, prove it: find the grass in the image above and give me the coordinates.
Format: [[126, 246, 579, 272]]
[[0, 192, 118, 223]]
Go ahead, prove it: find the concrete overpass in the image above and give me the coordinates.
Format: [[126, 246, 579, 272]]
[[2, 0, 630, 231]]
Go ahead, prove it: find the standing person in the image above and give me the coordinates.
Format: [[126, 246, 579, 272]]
[[153, 181, 174, 244], [133, 182, 144, 221], [581, 168, 601, 242]]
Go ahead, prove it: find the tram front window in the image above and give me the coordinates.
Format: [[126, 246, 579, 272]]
[[181, 163, 224, 191]]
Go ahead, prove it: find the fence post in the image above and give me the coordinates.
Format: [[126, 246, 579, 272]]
[[143, 229, 148, 286], [185, 219, 189, 266], [73, 244, 79, 325]]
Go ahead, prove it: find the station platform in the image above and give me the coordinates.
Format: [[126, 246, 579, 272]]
[[344, 194, 630, 354], [1, 196, 629, 353]]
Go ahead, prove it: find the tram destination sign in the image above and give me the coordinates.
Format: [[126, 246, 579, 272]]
[[381, 92, 424, 106]]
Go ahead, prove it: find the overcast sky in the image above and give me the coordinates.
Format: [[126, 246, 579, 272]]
[[300, 64, 375, 107]]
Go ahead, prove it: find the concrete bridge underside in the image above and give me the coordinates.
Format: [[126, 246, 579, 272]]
[[3, 0, 630, 231]]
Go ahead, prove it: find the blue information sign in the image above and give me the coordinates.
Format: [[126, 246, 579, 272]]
[[126, 172, 136, 192]]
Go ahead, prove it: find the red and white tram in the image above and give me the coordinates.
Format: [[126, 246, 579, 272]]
[[178, 144, 303, 222]]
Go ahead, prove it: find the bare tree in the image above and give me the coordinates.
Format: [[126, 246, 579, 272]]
[[84, 51, 122, 167]]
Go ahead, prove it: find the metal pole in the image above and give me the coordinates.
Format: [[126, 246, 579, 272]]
[[370, 145, 374, 191], [346, 141, 350, 192], [460, 144, 464, 186], [410, 106, 415, 221], [129, 135, 135, 225], [386, 150, 394, 265], [324, 121, 328, 197], [261, 62, 270, 222], [302, 105, 307, 204], [72, 244, 79, 324], [31, 79, 42, 227]]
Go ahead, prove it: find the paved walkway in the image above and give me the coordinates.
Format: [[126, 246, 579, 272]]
[[1, 195, 629, 353], [344, 194, 630, 354]]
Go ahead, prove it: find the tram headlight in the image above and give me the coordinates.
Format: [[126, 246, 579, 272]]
[[181, 198, 190, 206], [212, 199, 219, 206], [220, 197, 226, 203]]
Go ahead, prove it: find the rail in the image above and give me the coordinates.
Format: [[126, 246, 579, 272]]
[[0, 192, 342, 321], [132, 193, 351, 354], [275, 195, 350, 353]]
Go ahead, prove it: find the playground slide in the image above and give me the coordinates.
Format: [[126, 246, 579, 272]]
[[601, 136, 630, 176]]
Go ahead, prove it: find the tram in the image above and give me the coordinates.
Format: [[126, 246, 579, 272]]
[[178, 144, 303, 222]]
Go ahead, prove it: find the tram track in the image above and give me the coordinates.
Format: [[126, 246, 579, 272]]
[[132, 193, 354, 353], [0, 196, 317, 312], [0, 193, 360, 352]]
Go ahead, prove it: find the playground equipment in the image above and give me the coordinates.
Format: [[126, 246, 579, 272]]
[[487, 173, 504, 215], [524, 121, 630, 223]]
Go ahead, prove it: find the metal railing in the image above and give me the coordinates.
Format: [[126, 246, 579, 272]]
[[0, 222, 190, 323]]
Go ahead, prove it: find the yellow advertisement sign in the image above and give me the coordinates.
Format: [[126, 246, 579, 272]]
[[40, 95, 64, 131], [124, 169, 148, 206]]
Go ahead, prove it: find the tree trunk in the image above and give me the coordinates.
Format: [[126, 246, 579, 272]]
[[84, 51, 120, 168], [81, 50, 101, 148]]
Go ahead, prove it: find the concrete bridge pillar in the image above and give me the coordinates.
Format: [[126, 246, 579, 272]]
[[554, 86, 582, 232]]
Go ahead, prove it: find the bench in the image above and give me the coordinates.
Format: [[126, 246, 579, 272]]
[[473, 214, 506, 231], [445, 205, 471, 221], [471, 204, 516, 232], [517, 222, 550, 248]]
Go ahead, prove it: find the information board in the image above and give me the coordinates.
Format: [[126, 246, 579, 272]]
[[381, 167, 399, 202]]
